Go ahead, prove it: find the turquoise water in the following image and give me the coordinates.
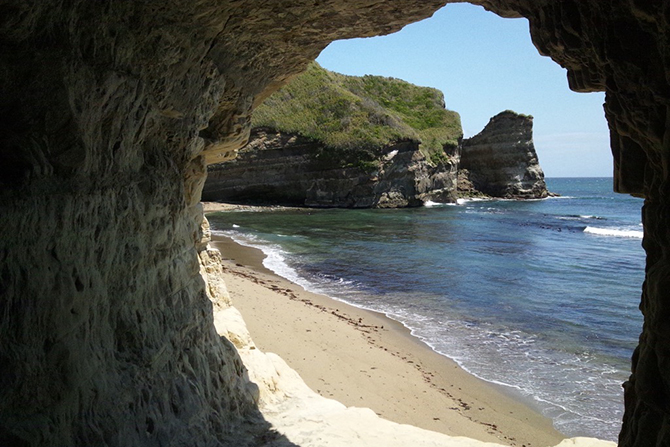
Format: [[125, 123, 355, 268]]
[[208, 177, 645, 440]]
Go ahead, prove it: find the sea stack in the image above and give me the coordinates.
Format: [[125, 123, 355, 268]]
[[460, 111, 550, 199]]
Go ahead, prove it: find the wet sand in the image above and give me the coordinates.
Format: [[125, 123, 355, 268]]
[[211, 231, 565, 447]]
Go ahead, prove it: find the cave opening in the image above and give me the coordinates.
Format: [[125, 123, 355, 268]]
[[0, 1, 664, 445], [260, 3, 644, 441], [316, 4, 612, 177]]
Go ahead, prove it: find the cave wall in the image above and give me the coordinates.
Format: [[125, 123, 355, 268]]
[[0, 0, 669, 446], [0, 1, 446, 445]]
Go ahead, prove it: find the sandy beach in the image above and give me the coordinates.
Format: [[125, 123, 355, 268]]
[[209, 230, 566, 447]]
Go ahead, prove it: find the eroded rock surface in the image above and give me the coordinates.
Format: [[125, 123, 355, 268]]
[[0, 0, 668, 446], [460, 111, 549, 199], [0, 1, 445, 445], [203, 128, 458, 207]]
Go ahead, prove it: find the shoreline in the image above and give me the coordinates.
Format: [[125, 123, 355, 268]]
[[210, 230, 566, 447]]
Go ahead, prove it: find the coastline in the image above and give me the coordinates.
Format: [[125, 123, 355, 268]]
[[210, 230, 566, 447]]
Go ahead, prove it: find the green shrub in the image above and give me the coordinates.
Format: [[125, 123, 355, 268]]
[[252, 62, 462, 167]]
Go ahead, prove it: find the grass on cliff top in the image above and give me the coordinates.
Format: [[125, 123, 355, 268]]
[[251, 62, 462, 164]]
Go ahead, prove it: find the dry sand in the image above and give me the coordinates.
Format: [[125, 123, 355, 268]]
[[210, 233, 568, 447]]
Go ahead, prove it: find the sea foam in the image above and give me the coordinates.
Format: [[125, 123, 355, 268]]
[[584, 226, 643, 238]]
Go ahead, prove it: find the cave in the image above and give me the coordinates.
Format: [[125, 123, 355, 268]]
[[0, 1, 667, 446]]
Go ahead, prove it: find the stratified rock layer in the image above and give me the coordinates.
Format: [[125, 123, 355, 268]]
[[203, 128, 458, 207], [460, 111, 549, 199], [205, 109, 550, 206], [0, 1, 669, 446], [202, 62, 463, 208]]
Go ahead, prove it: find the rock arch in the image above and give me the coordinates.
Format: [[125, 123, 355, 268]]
[[0, 1, 666, 445]]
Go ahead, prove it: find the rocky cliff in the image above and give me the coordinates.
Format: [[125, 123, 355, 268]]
[[204, 63, 462, 207], [204, 66, 552, 207], [460, 111, 550, 199], [204, 128, 458, 207], [1, 1, 669, 446]]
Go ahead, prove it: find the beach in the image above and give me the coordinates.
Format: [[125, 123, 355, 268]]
[[210, 231, 566, 447]]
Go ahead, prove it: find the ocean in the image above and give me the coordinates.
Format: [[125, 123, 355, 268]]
[[207, 177, 645, 441]]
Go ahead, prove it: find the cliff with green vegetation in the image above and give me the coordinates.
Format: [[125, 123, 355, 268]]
[[253, 62, 462, 162], [204, 64, 552, 206], [204, 63, 462, 207]]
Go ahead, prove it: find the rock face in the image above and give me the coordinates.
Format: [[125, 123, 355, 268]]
[[0, 1, 669, 446], [0, 2, 446, 446], [460, 111, 549, 199], [203, 128, 458, 207], [203, 66, 545, 207], [205, 109, 548, 206], [202, 62, 462, 208]]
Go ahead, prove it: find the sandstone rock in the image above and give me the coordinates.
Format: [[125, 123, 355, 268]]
[[205, 72, 549, 207], [457, 169, 490, 199], [0, 1, 446, 445], [199, 243, 233, 309], [460, 111, 550, 199], [204, 128, 458, 208]]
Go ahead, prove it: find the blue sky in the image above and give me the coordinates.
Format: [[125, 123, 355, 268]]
[[316, 4, 612, 178]]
